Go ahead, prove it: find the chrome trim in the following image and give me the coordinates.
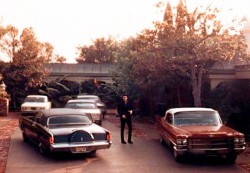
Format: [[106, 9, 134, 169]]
[[50, 141, 111, 150]]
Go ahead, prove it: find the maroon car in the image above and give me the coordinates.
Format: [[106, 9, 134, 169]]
[[156, 107, 246, 163]]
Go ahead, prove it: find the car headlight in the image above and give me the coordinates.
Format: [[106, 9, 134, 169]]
[[176, 138, 187, 145], [234, 137, 245, 143]]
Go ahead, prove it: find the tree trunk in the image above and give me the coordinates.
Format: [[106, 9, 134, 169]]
[[176, 87, 182, 107], [191, 64, 202, 107]]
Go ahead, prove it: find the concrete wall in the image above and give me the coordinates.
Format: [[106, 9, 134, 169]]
[[44, 63, 117, 83]]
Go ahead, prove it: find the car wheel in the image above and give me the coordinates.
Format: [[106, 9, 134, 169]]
[[39, 142, 49, 156], [91, 150, 97, 154], [174, 150, 184, 163], [226, 153, 237, 164], [160, 137, 166, 145], [22, 132, 28, 142]]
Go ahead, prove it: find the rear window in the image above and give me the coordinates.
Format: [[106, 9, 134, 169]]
[[77, 96, 100, 101], [173, 111, 222, 126], [25, 97, 45, 103], [48, 115, 91, 126], [65, 102, 96, 109]]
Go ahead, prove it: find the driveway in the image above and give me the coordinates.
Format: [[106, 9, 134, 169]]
[[1, 112, 250, 173]]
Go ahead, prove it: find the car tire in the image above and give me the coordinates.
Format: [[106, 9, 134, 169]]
[[98, 120, 102, 126], [91, 150, 97, 154], [160, 137, 166, 145], [226, 153, 237, 164], [174, 150, 184, 163], [39, 142, 49, 156], [22, 132, 28, 142]]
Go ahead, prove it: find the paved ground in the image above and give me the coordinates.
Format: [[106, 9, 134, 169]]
[[1, 112, 250, 173]]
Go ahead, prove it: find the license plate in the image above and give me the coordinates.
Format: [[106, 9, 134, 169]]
[[75, 147, 87, 152]]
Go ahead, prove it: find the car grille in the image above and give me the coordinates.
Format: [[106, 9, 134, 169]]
[[188, 137, 234, 149]]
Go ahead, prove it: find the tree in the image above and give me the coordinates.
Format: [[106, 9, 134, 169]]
[[0, 25, 19, 62], [0, 26, 54, 108], [134, 0, 249, 107], [53, 54, 66, 63], [76, 37, 119, 63]]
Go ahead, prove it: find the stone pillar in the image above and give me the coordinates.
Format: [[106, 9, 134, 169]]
[[0, 82, 9, 116], [0, 98, 9, 116]]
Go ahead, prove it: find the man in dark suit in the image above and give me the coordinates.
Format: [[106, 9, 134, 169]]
[[117, 95, 134, 144]]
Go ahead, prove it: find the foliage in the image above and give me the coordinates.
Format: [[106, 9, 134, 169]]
[[37, 75, 79, 107], [76, 37, 119, 63], [133, 0, 249, 107], [205, 80, 250, 136], [0, 26, 53, 109], [53, 54, 66, 63]]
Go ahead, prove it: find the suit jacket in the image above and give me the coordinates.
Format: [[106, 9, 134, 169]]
[[117, 100, 134, 119]]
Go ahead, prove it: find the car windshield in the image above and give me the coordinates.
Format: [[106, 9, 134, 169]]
[[77, 96, 100, 101], [48, 115, 91, 126], [173, 111, 221, 126], [65, 102, 96, 109], [25, 97, 45, 103]]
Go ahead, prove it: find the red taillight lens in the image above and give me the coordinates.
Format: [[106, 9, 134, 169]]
[[107, 133, 111, 141], [49, 137, 54, 144]]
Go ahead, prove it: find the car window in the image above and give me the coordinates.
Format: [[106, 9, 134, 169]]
[[25, 97, 45, 103], [77, 96, 101, 102], [65, 102, 96, 109], [173, 111, 221, 126], [48, 115, 91, 126]]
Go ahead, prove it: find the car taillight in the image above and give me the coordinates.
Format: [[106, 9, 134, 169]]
[[107, 132, 111, 141], [49, 137, 54, 144]]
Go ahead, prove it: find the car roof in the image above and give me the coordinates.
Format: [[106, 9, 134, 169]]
[[167, 107, 216, 114], [41, 108, 87, 117], [67, 99, 97, 103], [26, 95, 47, 98], [77, 95, 99, 98], [39, 108, 92, 126]]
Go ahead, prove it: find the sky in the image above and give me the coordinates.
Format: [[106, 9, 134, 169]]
[[0, 0, 250, 63]]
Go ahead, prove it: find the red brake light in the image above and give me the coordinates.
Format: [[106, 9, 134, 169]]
[[107, 132, 111, 141], [49, 137, 54, 144]]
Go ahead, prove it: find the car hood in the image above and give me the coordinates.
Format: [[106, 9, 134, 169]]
[[174, 125, 243, 137], [49, 123, 108, 135]]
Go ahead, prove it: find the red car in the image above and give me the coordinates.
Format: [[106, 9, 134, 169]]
[[156, 107, 246, 163]]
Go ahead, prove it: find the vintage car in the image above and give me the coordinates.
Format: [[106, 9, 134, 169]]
[[76, 95, 107, 117], [156, 107, 246, 163], [21, 95, 51, 116], [65, 99, 103, 125], [19, 108, 112, 155]]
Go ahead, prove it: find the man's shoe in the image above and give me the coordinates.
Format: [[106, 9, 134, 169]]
[[128, 141, 133, 144], [121, 141, 127, 144]]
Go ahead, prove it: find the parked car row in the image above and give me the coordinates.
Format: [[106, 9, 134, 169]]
[[21, 94, 107, 126], [19, 95, 246, 163]]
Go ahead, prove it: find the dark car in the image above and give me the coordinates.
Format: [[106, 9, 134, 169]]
[[156, 107, 246, 163], [19, 108, 112, 155]]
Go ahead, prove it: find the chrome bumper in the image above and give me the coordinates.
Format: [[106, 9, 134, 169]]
[[174, 146, 245, 156], [50, 141, 112, 153]]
